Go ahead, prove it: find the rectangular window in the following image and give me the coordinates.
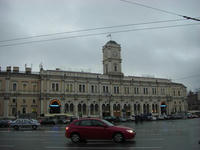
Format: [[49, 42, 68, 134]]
[[0, 81, 2, 90], [95, 85, 98, 93], [66, 84, 69, 92], [103, 86, 105, 93], [106, 86, 108, 93], [143, 88, 148, 95], [178, 91, 181, 96], [13, 83, 17, 91], [91, 85, 94, 93], [79, 85, 82, 92], [161, 88, 165, 95], [103, 85, 108, 93], [13, 99, 16, 103], [173, 90, 176, 96], [124, 87, 129, 94], [79, 84, 85, 93], [56, 83, 59, 91], [70, 84, 73, 92], [83, 85, 85, 92], [114, 86, 119, 94], [52, 83, 55, 91], [134, 87, 139, 94], [152, 88, 157, 95]]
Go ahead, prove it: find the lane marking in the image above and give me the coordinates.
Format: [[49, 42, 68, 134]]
[[45, 146, 162, 149]]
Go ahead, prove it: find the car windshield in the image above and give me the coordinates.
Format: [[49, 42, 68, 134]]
[[101, 119, 114, 126]]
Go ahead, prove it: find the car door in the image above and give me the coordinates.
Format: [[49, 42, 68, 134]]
[[91, 120, 109, 139], [78, 120, 93, 139]]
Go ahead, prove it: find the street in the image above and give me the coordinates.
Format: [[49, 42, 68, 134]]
[[0, 118, 200, 150]]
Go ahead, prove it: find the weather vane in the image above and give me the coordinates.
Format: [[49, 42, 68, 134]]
[[106, 33, 112, 40]]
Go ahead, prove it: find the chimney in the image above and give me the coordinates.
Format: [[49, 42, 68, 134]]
[[13, 66, 19, 73], [25, 67, 31, 74], [7, 66, 11, 72]]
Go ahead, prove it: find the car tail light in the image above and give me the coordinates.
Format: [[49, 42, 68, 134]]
[[66, 127, 69, 131]]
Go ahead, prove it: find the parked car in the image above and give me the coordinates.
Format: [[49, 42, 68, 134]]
[[10, 119, 40, 130], [40, 118, 56, 125], [65, 118, 136, 143], [0, 120, 11, 128], [103, 116, 116, 123]]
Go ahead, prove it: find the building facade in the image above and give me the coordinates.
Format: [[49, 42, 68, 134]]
[[187, 91, 200, 111], [0, 41, 187, 118]]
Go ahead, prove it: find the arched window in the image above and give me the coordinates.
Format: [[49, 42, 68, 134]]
[[155, 104, 158, 113], [65, 104, 69, 113], [70, 103, 74, 113], [95, 104, 99, 115], [152, 104, 155, 113], [134, 104, 137, 112], [143, 104, 146, 114], [124, 104, 127, 111], [106, 104, 110, 112], [117, 104, 120, 111], [113, 104, 117, 111], [83, 104, 86, 115], [78, 104, 82, 113], [147, 104, 149, 114]]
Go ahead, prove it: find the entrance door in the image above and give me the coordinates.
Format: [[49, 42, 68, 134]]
[[49, 100, 61, 114], [160, 102, 167, 115]]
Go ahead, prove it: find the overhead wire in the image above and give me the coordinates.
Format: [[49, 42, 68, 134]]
[[0, 22, 199, 47], [173, 74, 200, 81], [119, 0, 200, 21], [0, 18, 191, 43]]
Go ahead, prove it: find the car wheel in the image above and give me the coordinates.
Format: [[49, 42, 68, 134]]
[[32, 125, 37, 130], [14, 125, 19, 130], [71, 133, 81, 143], [113, 133, 124, 143]]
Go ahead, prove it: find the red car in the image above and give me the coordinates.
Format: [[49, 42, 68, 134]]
[[65, 118, 136, 143]]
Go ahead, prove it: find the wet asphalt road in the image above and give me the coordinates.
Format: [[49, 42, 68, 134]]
[[0, 118, 199, 150]]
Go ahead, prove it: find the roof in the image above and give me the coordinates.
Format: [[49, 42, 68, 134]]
[[106, 40, 118, 45]]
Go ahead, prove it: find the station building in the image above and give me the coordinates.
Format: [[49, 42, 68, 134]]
[[0, 41, 187, 118]]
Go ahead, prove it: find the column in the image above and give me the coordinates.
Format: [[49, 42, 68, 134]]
[[75, 101, 78, 117], [110, 102, 113, 116], [149, 103, 152, 114], [99, 101, 102, 118], [88, 103, 91, 116], [41, 99, 44, 114], [140, 103, 143, 115], [3, 99, 9, 118]]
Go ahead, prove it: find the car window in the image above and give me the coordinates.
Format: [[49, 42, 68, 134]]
[[74, 121, 80, 126], [92, 120, 105, 127], [79, 120, 92, 126], [16, 120, 21, 123], [102, 119, 114, 126]]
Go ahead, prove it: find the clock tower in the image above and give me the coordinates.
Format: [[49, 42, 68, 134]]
[[102, 40, 123, 77]]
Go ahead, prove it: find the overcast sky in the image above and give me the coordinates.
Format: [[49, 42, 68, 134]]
[[0, 0, 200, 91]]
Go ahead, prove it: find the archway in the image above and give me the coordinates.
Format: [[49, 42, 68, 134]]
[[49, 99, 61, 114]]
